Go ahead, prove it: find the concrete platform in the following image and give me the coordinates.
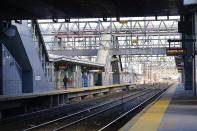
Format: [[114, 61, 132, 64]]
[[0, 83, 138, 119], [0, 84, 135, 102], [120, 83, 197, 131]]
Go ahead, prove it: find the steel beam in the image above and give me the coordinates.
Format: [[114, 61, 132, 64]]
[[110, 47, 166, 56], [49, 47, 166, 56]]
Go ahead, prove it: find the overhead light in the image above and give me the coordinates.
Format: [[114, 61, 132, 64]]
[[52, 18, 58, 23], [184, 0, 197, 5], [15, 20, 22, 24], [155, 14, 158, 21], [89, 70, 100, 73], [116, 17, 120, 22], [65, 18, 70, 23], [167, 15, 169, 20], [103, 17, 107, 22]]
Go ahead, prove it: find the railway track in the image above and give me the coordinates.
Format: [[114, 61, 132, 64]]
[[0, 86, 147, 130], [98, 88, 167, 131], [54, 87, 167, 131], [22, 84, 168, 131]]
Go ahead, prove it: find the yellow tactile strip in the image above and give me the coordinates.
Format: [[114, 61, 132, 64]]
[[129, 98, 170, 131]]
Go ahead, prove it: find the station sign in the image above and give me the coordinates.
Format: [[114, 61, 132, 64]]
[[119, 20, 128, 24], [59, 65, 67, 70], [55, 63, 69, 70], [166, 48, 184, 56]]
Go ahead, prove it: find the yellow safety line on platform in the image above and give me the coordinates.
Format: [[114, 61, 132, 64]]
[[128, 98, 170, 131]]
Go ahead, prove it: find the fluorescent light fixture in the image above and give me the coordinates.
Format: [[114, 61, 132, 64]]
[[184, 0, 197, 5]]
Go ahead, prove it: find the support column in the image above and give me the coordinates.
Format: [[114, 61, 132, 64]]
[[194, 10, 197, 95], [0, 43, 2, 95], [74, 65, 82, 88], [97, 34, 112, 85], [89, 72, 94, 87], [0, 111, 2, 119], [56, 70, 62, 89], [184, 42, 193, 90], [181, 70, 185, 83], [181, 14, 194, 90], [111, 55, 120, 84]]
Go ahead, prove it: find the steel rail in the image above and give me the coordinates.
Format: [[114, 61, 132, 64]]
[[98, 87, 168, 131], [23, 87, 154, 131], [53, 88, 163, 131]]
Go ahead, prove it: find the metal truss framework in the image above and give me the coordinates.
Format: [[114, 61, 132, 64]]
[[121, 55, 178, 82], [122, 55, 177, 71], [37, 17, 181, 50], [34, 17, 181, 81], [49, 47, 167, 56]]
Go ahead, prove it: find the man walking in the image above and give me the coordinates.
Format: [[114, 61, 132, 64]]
[[63, 74, 68, 89]]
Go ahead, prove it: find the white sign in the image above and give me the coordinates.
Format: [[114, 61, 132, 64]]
[[184, 0, 197, 5], [35, 76, 41, 81]]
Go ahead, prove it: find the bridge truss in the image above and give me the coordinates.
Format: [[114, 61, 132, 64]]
[[33, 16, 181, 82]]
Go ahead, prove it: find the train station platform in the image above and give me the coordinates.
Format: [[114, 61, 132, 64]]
[[0, 83, 139, 119], [0, 84, 135, 102], [120, 83, 197, 131]]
